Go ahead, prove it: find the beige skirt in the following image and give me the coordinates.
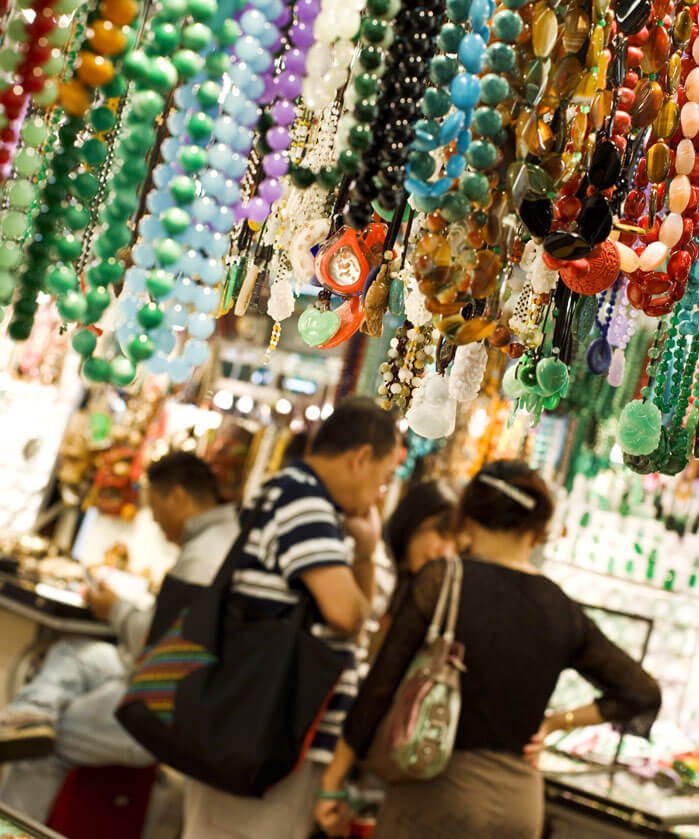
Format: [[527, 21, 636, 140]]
[[372, 749, 544, 839]]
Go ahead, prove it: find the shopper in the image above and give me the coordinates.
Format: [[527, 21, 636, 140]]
[[182, 396, 402, 839], [316, 460, 662, 839], [384, 479, 459, 622], [0, 452, 238, 824]]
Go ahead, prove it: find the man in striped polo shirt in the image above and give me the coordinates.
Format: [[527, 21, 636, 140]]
[[184, 397, 401, 839]]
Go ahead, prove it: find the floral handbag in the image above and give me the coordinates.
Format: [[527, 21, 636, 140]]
[[365, 556, 465, 783]]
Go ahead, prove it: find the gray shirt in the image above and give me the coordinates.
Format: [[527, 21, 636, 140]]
[[108, 504, 239, 667]]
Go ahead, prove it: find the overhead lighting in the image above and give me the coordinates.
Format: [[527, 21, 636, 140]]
[[468, 408, 490, 439], [321, 403, 334, 419], [275, 398, 292, 415], [237, 395, 254, 414], [305, 405, 321, 421], [213, 390, 233, 411]]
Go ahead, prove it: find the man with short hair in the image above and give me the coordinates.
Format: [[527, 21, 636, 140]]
[[183, 396, 401, 839], [0, 452, 238, 824]]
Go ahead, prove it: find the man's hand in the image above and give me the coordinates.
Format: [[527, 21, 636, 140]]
[[344, 505, 381, 561], [85, 581, 119, 622], [314, 799, 351, 838]]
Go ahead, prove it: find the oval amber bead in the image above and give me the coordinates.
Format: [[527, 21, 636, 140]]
[[550, 55, 582, 100], [652, 99, 679, 139], [586, 24, 605, 68], [572, 70, 597, 104], [666, 52, 682, 94], [676, 138, 696, 175], [640, 26, 670, 74], [631, 79, 663, 127], [564, 8, 590, 54], [590, 90, 613, 130], [571, 111, 588, 152], [673, 9, 692, 49], [686, 66, 699, 103], [532, 2, 559, 58], [646, 142, 671, 183]]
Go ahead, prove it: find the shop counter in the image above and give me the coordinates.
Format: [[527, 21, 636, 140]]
[[0, 570, 114, 702], [544, 754, 699, 838], [0, 803, 66, 838]]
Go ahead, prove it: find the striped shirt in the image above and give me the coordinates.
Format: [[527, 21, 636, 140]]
[[231, 461, 358, 764]]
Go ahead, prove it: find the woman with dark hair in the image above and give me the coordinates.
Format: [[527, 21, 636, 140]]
[[316, 460, 661, 839], [383, 480, 459, 619]]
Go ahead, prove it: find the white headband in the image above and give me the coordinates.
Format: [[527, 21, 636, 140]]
[[478, 474, 537, 510]]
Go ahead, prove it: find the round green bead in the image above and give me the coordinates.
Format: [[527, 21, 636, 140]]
[[446, 0, 472, 22], [354, 73, 378, 98], [151, 22, 180, 54], [110, 356, 137, 387], [440, 192, 471, 222], [48, 22, 71, 47], [20, 116, 47, 147], [439, 23, 465, 53], [95, 258, 125, 285], [9, 317, 33, 341], [72, 172, 99, 200], [0, 271, 15, 304], [338, 149, 359, 174], [366, 0, 390, 13], [170, 176, 197, 205], [122, 49, 149, 81], [7, 179, 34, 209], [32, 79, 58, 108], [123, 124, 155, 150], [187, 112, 214, 140], [131, 90, 166, 121], [480, 74, 511, 105], [81, 138, 108, 167], [289, 164, 316, 189], [138, 303, 164, 330], [412, 195, 442, 214], [216, 19, 240, 46], [492, 10, 523, 42], [72, 329, 97, 357], [187, 0, 217, 19], [0, 48, 20, 72], [82, 305, 104, 326], [83, 356, 110, 382], [359, 46, 383, 71], [155, 238, 182, 267], [57, 234, 83, 261], [14, 147, 42, 177], [183, 23, 213, 52], [113, 190, 140, 216], [472, 106, 503, 137], [161, 207, 191, 236], [354, 97, 379, 122], [1, 211, 28, 239], [86, 286, 111, 312], [196, 80, 221, 109], [460, 170, 490, 202], [159, 0, 187, 20], [178, 144, 208, 174], [430, 55, 458, 86], [90, 106, 117, 133], [146, 269, 174, 298], [0, 242, 21, 269], [316, 166, 340, 191], [101, 74, 128, 98], [361, 17, 389, 44], [467, 139, 497, 170], [128, 334, 155, 362], [120, 156, 148, 183], [42, 50, 64, 76], [348, 123, 373, 151], [57, 291, 88, 322], [487, 43, 516, 75], [408, 150, 435, 180], [6, 19, 26, 41], [173, 49, 205, 80], [422, 88, 451, 118], [205, 50, 230, 77], [502, 0, 528, 8], [14, 296, 38, 318], [65, 204, 91, 231], [147, 56, 178, 93]]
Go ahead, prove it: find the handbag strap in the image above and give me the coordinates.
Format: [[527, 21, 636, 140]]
[[209, 489, 269, 597], [444, 556, 463, 644], [426, 556, 455, 644]]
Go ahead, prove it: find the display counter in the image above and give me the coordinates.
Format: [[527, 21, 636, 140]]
[[0, 803, 66, 838], [544, 753, 699, 838]]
